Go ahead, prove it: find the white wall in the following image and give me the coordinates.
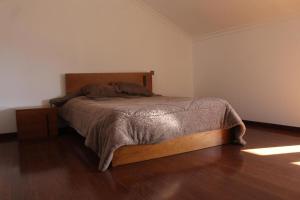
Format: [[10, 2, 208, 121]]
[[194, 18, 300, 127], [0, 0, 194, 134]]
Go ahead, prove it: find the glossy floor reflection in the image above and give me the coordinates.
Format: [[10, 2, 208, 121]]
[[291, 161, 300, 166], [1, 125, 300, 200], [243, 145, 300, 155]]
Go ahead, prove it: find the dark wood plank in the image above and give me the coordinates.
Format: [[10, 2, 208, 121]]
[[1, 125, 300, 200], [65, 71, 154, 95], [0, 133, 17, 142]]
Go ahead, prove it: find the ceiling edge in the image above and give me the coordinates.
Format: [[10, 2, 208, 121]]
[[194, 14, 300, 43], [133, 0, 193, 40]]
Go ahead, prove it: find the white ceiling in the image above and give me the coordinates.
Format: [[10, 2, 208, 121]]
[[142, 0, 300, 37]]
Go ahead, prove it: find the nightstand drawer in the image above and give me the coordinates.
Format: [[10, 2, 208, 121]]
[[16, 107, 58, 140]]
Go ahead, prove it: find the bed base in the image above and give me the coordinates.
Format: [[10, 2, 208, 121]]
[[112, 129, 232, 167]]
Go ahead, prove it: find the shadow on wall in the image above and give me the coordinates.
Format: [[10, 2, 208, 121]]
[[41, 99, 51, 106], [60, 73, 66, 95], [0, 107, 17, 134]]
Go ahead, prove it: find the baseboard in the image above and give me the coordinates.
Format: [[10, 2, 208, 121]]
[[1, 122, 298, 142], [244, 120, 300, 132], [0, 127, 74, 142], [0, 132, 17, 142]]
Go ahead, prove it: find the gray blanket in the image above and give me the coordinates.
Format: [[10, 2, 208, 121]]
[[60, 96, 246, 171]]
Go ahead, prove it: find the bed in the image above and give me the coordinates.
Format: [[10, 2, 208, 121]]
[[59, 71, 246, 171]]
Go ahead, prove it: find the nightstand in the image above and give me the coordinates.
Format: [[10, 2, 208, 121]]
[[16, 107, 58, 140]]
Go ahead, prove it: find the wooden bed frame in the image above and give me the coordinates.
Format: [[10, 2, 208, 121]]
[[65, 71, 233, 167]]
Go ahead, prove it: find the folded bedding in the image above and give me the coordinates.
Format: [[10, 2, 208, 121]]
[[59, 96, 246, 171]]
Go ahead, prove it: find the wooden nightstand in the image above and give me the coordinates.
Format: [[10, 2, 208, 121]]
[[16, 107, 58, 140]]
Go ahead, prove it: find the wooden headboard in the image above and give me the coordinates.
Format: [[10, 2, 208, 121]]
[[65, 71, 154, 95]]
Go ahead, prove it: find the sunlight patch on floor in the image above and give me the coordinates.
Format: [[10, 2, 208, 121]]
[[291, 161, 300, 166], [242, 145, 300, 155]]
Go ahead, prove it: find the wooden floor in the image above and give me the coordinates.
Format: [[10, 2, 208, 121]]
[[1, 125, 300, 200]]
